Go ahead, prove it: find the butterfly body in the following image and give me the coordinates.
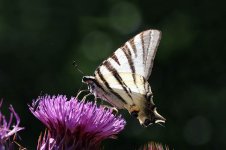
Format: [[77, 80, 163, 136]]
[[82, 29, 165, 127]]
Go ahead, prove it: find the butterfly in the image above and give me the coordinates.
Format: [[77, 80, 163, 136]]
[[82, 29, 165, 127]]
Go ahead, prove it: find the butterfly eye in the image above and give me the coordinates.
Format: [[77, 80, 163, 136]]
[[131, 111, 138, 118]]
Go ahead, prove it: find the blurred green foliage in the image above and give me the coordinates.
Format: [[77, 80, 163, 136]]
[[0, 0, 225, 149]]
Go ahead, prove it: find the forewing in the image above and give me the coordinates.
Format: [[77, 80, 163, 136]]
[[95, 29, 161, 80], [142, 30, 161, 78], [127, 29, 161, 79]]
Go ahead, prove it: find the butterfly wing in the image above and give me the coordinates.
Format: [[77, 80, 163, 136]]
[[93, 29, 161, 106], [95, 29, 161, 80], [92, 29, 164, 126], [140, 30, 161, 78]]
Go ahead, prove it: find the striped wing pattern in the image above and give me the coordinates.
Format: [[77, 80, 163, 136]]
[[84, 29, 166, 126], [94, 29, 161, 105], [98, 29, 161, 79]]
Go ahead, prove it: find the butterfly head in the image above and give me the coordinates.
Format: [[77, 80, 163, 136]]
[[82, 76, 98, 93]]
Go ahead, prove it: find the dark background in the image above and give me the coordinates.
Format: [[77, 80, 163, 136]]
[[0, 0, 225, 149]]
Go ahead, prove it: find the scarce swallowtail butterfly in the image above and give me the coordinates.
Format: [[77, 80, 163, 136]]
[[82, 29, 165, 127]]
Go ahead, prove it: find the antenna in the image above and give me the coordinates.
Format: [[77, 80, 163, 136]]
[[73, 60, 88, 97], [73, 60, 84, 75]]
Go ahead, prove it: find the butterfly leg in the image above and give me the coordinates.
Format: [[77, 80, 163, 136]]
[[81, 93, 92, 102], [101, 104, 118, 114], [94, 96, 98, 105], [76, 90, 89, 99], [111, 107, 118, 114]]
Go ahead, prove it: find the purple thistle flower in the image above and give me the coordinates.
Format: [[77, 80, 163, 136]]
[[29, 95, 126, 150], [0, 100, 24, 150], [141, 142, 169, 150]]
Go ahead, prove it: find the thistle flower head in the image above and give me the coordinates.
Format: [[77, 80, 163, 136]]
[[29, 95, 126, 150], [0, 100, 24, 149]]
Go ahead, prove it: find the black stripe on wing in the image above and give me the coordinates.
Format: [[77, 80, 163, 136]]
[[141, 32, 146, 65], [129, 38, 137, 57], [121, 45, 137, 84], [96, 67, 127, 104], [111, 52, 121, 65], [103, 60, 133, 99]]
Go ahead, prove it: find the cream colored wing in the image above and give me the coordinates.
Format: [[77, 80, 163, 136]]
[[95, 71, 148, 105], [95, 29, 161, 81]]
